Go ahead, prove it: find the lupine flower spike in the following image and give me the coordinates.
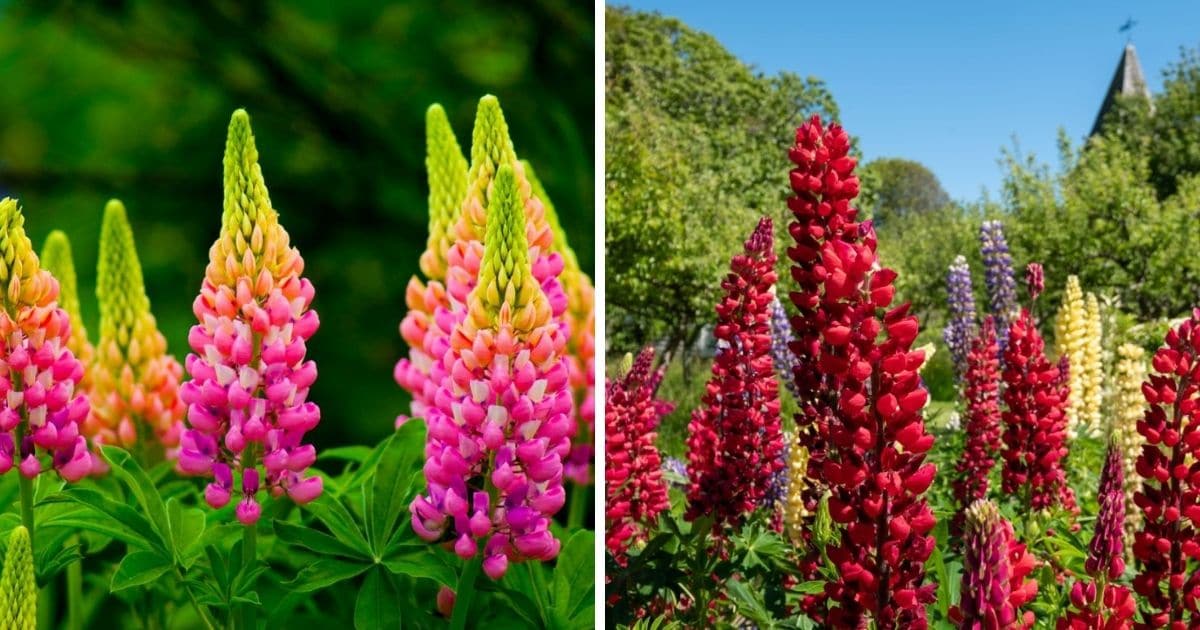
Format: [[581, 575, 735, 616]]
[[177, 110, 323, 525], [1000, 265, 1074, 515], [952, 316, 1002, 537], [86, 200, 186, 466], [951, 500, 1037, 629], [1111, 343, 1146, 544], [943, 255, 976, 381], [605, 348, 671, 565], [1132, 309, 1200, 625], [395, 105, 468, 426], [1025, 263, 1043, 301], [685, 217, 782, 529], [1058, 444, 1135, 629], [409, 162, 572, 580], [786, 117, 937, 627], [0, 198, 91, 481], [0, 526, 34, 630], [1054, 276, 1102, 439], [979, 220, 1018, 346], [524, 161, 596, 486], [39, 232, 94, 388]]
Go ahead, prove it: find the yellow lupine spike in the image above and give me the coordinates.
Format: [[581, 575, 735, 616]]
[[88, 199, 185, 457], [40, 230, 93, 365], [783, 439, 811, 546], [420, 104, 469, 281], [1054, 275, 1093, 439], [0, 526, 35, 630], [1111, 342, 1147, 548]]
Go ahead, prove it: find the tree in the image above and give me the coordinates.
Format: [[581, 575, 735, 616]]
[[860, 158, 951, 226], [605, 6, 838, 356]]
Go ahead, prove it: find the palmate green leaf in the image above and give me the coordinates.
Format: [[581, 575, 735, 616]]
[[367, 422, 425, 554], [551, 530, 594, 626], [479, 574, 541, 628], [274, 520, 365, 560], [381, 545, 456, 587], [354, 567, 402, 630], [304, 493, 372, 557], [111, 550, 172, 591], [167, 498, 206, 567], [320, 446, 373, 464], [41, 487, 163, 552], [100, 446, 173, 550], [285, 557, 371, 593], [726, 579, 775, 629]]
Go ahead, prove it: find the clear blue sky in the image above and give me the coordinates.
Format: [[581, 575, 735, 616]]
[[613, 0, 1200, 201]]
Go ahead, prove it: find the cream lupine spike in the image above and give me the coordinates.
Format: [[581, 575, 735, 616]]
[[1111, 343, 1147, 545], [1080, 293, 1104, 434], [523, 160, 596, 485], [419, 104, 469, 281], [1054, 275, 1090, 438], [40, 231, 94, 383], [86, 200, 186, 461], [0, 526, 34, 630], [782, 439, 811, 545]]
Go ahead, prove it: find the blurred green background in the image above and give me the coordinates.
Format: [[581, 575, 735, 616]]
[[0, 1, 595, 448]]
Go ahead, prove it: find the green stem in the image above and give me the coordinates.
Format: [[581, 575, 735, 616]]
[[449, 557, 482, 630], [567, 483, 587, 530], [67, 535, 83, 630], [18, 465, 34, 548], [239, 449, 258, 630]]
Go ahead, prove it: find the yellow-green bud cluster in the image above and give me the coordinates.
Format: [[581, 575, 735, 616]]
[[0, 526, 34, 630]]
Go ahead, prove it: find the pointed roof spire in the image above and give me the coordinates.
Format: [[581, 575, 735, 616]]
[[1090, 43, 1152, 137]]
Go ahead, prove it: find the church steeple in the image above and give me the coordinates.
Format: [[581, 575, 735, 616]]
[[1090, 43, 1151, 137]]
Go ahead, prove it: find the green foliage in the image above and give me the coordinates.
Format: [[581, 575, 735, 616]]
[[605, 6, 837, 350], [0, 0, 593, 448], [860, 158, 952, 227]]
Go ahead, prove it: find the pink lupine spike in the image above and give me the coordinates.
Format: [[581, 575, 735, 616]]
[[178, 110, 322, 524], [409, 161, 571, 580], [0, 198, 92, 482]]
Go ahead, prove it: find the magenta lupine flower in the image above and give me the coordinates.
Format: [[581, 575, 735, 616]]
[[953, 499, 1038, 629], [0, 198, 92, 481], [1025, 263, 1044, 302], [177, 111, 323, 524], [409, 161, 572, 581]]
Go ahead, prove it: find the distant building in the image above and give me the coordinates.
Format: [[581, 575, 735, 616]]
[[1090, 43, 1152, 137]]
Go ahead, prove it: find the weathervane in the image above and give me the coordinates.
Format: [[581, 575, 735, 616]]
[[1119, 17, 1137, 41]]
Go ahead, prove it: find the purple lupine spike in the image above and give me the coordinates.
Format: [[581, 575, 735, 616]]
[[768, 296, 802, 400], [1087, 444, 1126, 579], [980, 221, 1018, 346], [943, 255, 977, 381]]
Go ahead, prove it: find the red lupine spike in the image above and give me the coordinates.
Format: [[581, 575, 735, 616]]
[[952, 317, 1003, 538], [685, 217, 783, 530], [604, 348, 672, 566], [783, 117, 936, 628], [951, 500, 1038, 629], [1132, 310, 1200, 625], [1000, 308, 1074, 514]]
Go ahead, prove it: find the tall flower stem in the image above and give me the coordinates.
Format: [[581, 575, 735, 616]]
[[239, 449, 258, 630], [449, 557, 482, 630], [16, 423, 34, 549], [567, 484, 587, 529]]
